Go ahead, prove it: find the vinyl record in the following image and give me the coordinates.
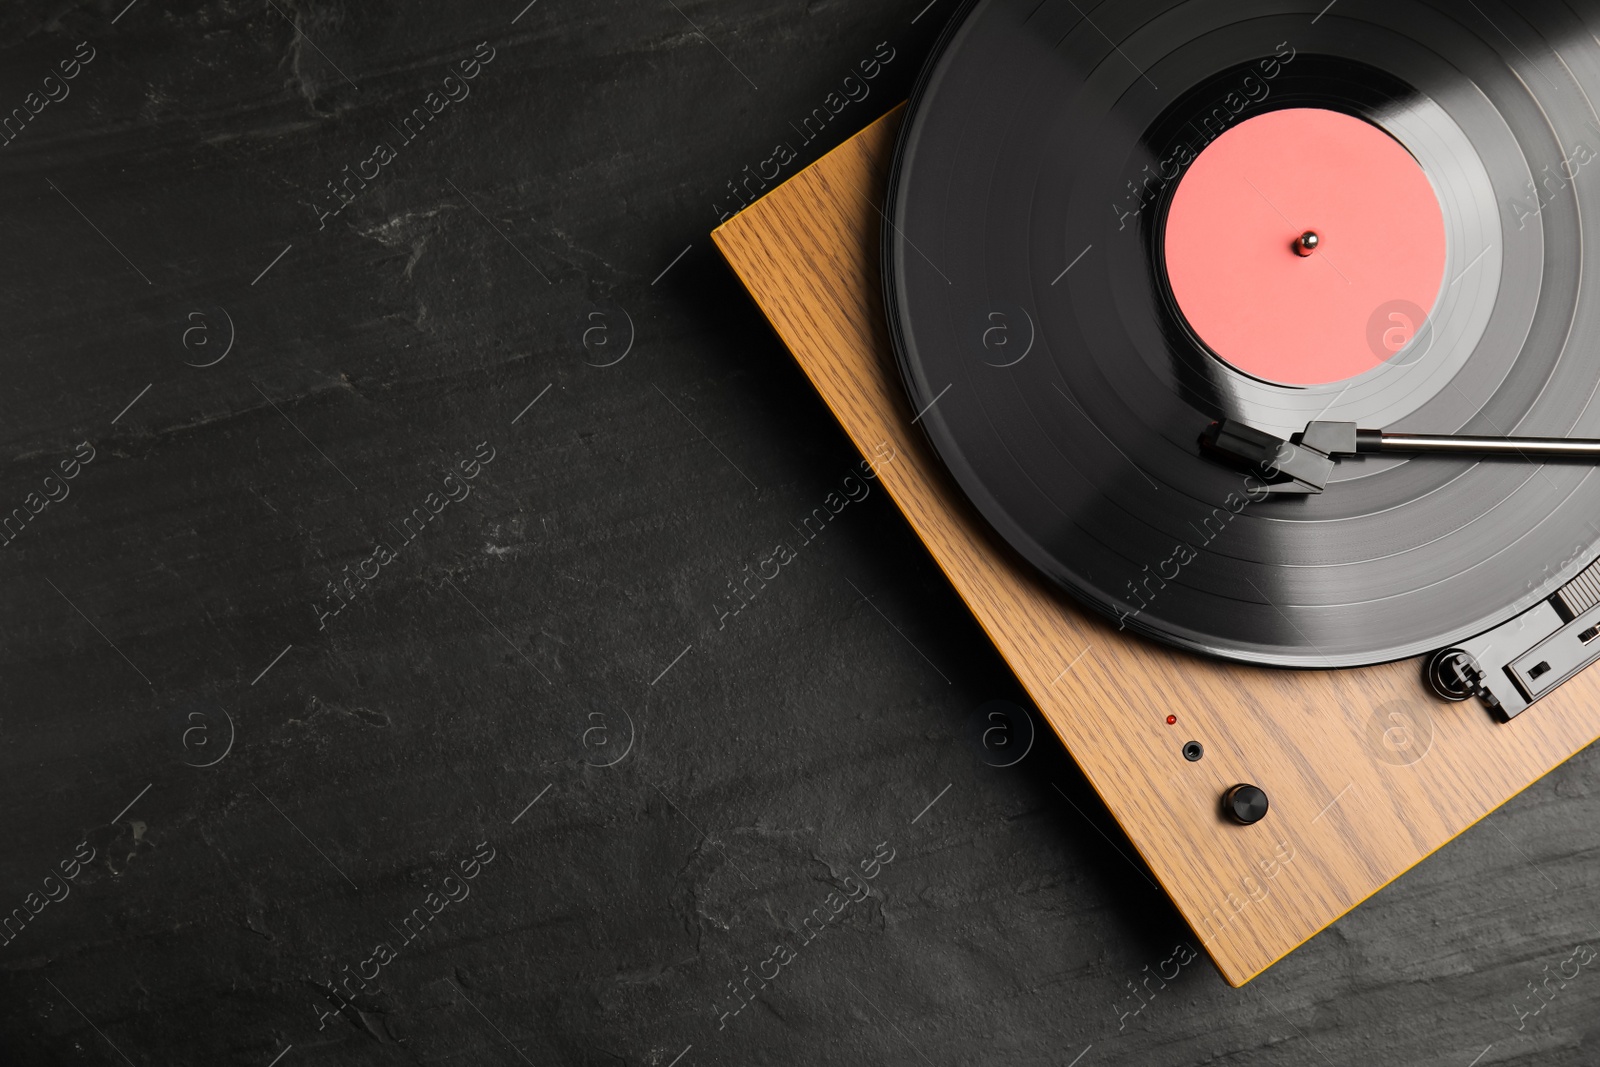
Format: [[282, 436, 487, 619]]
[[884, 0, 1600, 667]]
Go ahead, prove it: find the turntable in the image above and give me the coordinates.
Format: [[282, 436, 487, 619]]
[[713, 0, 1600, 985]]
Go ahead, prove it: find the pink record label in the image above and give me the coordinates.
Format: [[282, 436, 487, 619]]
[[1163, 107, 1447, 387]]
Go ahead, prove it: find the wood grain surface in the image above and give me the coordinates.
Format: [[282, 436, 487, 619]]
[[712, 105, 1600, 987]]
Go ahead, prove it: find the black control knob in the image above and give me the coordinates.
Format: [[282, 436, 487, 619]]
[[1223, 784, 1269, 826]]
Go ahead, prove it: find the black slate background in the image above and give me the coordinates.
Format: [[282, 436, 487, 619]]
[[1, 1, 1597, 1065]]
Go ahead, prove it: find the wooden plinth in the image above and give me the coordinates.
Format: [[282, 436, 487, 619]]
[[711, 105, 1600, 986]]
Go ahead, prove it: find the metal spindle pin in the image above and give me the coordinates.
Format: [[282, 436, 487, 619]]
[[1294, 231, 1320, 257]]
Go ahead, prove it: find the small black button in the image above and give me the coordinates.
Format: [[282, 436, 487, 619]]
[[1223, 784, 1269, 825]]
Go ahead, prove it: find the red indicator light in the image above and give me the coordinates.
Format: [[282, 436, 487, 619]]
[[1166, 715, 1178, 725]]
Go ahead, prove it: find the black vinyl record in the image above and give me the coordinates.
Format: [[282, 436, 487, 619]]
[[884, 0, 1600, 667]]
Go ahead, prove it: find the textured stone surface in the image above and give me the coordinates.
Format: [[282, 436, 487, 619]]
[[0, 2, 1596, 1065]]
